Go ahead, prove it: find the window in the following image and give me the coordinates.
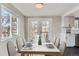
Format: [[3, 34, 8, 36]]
[[0, 5, 18, 39], [1, 7, 11, 38], [11, 16, 18, 36]]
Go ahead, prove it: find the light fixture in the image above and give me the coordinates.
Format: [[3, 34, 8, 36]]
[[35, 3, 44, 9]]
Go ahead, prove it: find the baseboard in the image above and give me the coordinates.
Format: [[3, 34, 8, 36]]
[[74, 46, 79, 48], [67, 46, 75, 48]]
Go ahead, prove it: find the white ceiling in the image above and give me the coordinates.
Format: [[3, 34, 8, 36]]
[[12, 3, 79, 16], [67, 9, 79, 17]]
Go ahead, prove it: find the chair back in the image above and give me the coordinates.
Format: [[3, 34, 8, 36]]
[[55, 38, 60, 47], [16, 36, 25, 52], [59, 41, 66, 52], [7, 41, 17, 56], [53, 37, 57, 44]]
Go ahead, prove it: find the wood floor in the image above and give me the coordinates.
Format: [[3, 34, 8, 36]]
[[64, 47, 79, 56]]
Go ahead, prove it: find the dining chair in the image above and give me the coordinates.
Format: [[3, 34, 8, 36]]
[[53, 36, 57, 44], [7, 41, 18, 56], [21, 36, 26, 46], [54, 38, 60, 48], [16, 36, 25, 52], [58, 41, 66, 56], [57, 38, 60, 48], [16, 36, 40, 56]]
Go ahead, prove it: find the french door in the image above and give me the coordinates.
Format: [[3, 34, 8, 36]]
[[28, 17, 52, 43]]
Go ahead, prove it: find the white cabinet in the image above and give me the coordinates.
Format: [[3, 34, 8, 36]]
[[66, 34, 75, 47]]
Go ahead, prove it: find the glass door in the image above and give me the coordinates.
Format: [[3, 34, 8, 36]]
[[28, 18, 39, 42], [41, 21, 49, 43], [31, 21, 38, 39], [28, 17, 52, 44]]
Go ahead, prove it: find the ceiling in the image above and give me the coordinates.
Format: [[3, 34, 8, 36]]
[[67, 9, 79, 17], [12, 3, 79, 16]]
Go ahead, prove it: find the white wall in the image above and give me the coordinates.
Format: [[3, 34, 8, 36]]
[[18, 16, 25, 38], [62, 16, 74, 27], [24, 16, 28, 41], [52, 16, 61, 39]]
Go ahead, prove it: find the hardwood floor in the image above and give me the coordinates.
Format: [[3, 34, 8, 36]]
[[64, 47, 79, 56]]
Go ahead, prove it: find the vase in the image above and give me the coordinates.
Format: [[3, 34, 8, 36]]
[[38, 36, 42, 45]]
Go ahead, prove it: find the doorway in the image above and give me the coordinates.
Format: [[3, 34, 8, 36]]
[[28, 17, 53, 44]]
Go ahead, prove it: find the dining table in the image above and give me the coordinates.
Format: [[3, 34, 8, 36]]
[[19, 43, 60, 56]]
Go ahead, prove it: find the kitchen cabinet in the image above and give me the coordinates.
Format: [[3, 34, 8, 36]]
[[66, 34, 75, 47]]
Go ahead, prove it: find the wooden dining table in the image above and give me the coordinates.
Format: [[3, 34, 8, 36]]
[[19, 43, 60, 56]]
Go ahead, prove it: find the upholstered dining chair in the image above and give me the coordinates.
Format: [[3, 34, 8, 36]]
[[54, 38, 60, 48], [58, 41, 66, 56], [53, 37, 57, 44], [7, 41, 17, 56], [16, 36, 25, 52]]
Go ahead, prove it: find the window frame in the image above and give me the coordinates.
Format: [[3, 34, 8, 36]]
[[0, 5, 19, 39]]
